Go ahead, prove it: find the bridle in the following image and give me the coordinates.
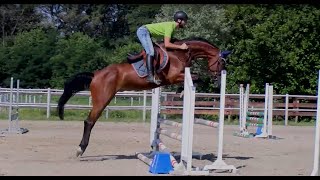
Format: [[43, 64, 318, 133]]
[[172, 42, 227, 79], [207, 51, 227, 80]]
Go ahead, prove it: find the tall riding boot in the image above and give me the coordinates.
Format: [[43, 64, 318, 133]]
[[146, 55, 155, 83], [146, 55, 161, 85]]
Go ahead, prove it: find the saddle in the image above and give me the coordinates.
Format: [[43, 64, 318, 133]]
[[127, 42, 169, 78]]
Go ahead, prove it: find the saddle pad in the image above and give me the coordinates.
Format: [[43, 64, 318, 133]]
[[131, 58, 148, 78], [131, 47, 169, 78]]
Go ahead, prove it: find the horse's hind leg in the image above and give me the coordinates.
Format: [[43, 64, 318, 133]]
[[76, 79, 117, 157]]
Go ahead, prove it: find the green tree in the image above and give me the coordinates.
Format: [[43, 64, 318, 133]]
[[126, 4, 162, 40], [50, 32, 106, 88], [4, 28, 57, 88], [105, 4, 162, 64], [0, 45, 9, 86], [0, 4, 43, 46], [38, 4, 133, 46], [224, 5, 320, 95], [153, 4, 231, 93]]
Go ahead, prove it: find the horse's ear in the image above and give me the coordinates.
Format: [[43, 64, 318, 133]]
[[220, 50, 232, 59]]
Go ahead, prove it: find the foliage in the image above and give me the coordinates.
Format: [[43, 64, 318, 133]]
[[1, 4, 320, 98], [224, 5, 320, 95], [3, 28, 57, 88], [50, 32, 106, 88], [154, 4, 231, 93]]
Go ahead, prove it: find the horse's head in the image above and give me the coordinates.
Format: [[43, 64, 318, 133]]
[[181, 37, 230, 84]]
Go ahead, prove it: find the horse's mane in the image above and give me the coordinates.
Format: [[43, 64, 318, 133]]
[[156, 37, 218, 48]]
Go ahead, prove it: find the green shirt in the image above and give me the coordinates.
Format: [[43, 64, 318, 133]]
[[145, 21, 177, 39]]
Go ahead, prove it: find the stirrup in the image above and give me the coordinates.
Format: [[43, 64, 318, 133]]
[[146, 75, 161, 85], [153, 78, 161, 85]]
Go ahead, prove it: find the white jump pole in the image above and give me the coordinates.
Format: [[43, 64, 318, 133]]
[[239, 84, 244, 131], [267, 85, 273, 137], [8, 77, 13, 132], [203, 70, 237, 173], [311, 70, 320, 176], [150, 87, 161, 148], [180, 67, 196, 173]]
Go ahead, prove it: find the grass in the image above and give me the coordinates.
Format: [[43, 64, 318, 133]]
[[0, 108, 151, 122], [0, 94, 153, 122], [0, 95, 317, 126], [0, 107, 316, 127], [49, 94, 151, 106]]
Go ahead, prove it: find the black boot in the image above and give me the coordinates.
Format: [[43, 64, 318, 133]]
[[146, 55, 161, 85]]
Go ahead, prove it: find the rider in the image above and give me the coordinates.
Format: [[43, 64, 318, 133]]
[[136, 11, 189, 84]]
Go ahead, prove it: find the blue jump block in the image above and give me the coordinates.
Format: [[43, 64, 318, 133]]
[[149, 152, 173, 174], [256, 126, 263, 135]]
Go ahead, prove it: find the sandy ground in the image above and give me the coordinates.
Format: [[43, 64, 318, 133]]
[[0, 120, 317, 176]]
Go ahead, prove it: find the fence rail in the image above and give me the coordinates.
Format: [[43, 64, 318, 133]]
[[0, 87, 318, 125]]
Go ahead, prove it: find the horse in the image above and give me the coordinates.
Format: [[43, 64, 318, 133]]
[[57, 37, 231, 157]]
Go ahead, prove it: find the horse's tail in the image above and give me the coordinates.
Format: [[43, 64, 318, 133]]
[[57, 72, 94, 120]]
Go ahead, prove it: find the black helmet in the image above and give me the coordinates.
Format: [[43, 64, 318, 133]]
[[174, 11, 188, 22]]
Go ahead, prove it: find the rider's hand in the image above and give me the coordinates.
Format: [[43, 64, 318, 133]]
[[180, 43, 188, 50]]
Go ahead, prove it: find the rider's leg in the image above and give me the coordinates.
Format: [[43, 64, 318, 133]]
[[144, 34, 163, 84], [136, 26, 160, 84], [146, 53, 154, 83]]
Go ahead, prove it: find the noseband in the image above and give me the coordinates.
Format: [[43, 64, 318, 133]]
[[208, 52, 227, 80]]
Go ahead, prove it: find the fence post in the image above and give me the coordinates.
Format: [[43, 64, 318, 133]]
[[105, 108, 109, 119], [46, 88, 51, 119], [285, 94, 289, 126], [294, 99, 299, 123]]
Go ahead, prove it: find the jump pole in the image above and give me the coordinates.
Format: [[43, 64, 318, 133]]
[[203, 70, 237, 173]]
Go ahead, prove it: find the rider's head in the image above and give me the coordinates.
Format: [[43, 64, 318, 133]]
[[174, 11, 188, 28]]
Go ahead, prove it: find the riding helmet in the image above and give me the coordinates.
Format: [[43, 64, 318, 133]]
[[174, 11, 188, 22]]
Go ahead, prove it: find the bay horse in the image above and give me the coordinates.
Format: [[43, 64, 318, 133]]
[[57, 37, 230, 157]]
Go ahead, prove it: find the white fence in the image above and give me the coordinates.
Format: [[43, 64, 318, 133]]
[[0, 87, 319, 125]]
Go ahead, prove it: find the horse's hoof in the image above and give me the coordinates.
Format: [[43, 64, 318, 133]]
[[76, 147, 83, 157]]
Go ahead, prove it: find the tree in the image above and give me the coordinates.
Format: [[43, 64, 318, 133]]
[[4, 28, 57, 88], [50, 32, 106, 88], [104, 4, 162, 64], [0, 4, 43, 46], [224, 5, 320, 94], [126, 4, 162, 40], [0, 45, 9, 86], [38, 4, 132, 45], [153, 4, 232, 93]]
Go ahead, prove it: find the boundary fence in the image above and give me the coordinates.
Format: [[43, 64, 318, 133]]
[[0, 87, 319, 124]]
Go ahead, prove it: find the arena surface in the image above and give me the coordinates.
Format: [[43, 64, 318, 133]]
[[0, 120, 316, 176]]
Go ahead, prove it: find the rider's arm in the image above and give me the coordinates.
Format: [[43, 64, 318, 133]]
[[164, 37, 183, 49]]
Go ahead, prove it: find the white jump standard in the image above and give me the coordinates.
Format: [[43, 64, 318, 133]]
[[234, 83, 275, 139], [0, 77, 28, 136], [136, 68, 237, 175], [137, 68, 209, 175], [311, 70, 320, 176]]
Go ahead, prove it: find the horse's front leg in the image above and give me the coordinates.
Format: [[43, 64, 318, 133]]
[[175, 73, 200, 98]]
